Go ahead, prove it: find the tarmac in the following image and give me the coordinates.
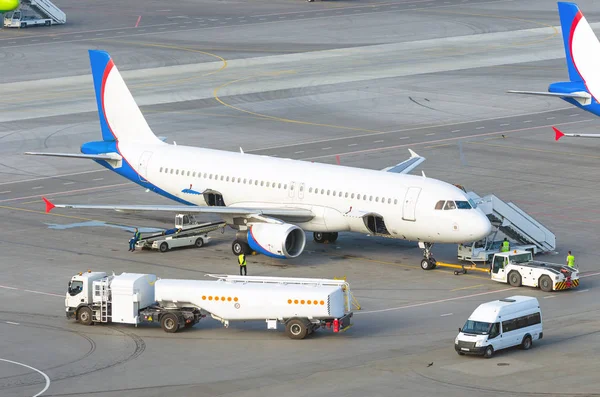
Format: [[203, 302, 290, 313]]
[[1, 0, 600, 396]]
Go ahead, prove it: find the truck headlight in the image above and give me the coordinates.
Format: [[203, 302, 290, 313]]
[[455, 336, 459, 344]]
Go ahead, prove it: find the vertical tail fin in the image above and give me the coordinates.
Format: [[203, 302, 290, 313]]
[[558, 2, 585, 82], [88, 50, 162, 144]]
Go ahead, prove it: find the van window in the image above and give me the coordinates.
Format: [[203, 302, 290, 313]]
[[461, 320, 491, 335], [502, 311, 541, 333], [489, 322, 500, 339]]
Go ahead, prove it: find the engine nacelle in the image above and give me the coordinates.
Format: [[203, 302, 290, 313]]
[[247, 223, 306, 259]]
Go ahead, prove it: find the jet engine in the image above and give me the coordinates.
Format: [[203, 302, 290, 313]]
[[247, 223, 306, 258]]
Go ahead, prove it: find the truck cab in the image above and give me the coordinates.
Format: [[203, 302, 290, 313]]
[[490, 251, 533, 283], [65, 271, 106, 314]]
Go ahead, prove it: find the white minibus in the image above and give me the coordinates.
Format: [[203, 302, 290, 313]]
[[455, 295, 543, 358]]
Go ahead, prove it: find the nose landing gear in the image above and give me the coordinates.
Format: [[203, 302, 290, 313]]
[[420, 242, 437, 270]]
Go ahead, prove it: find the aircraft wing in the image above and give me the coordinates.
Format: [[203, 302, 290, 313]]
[[42, 197, 314, 223], [506, 90, 592, 105], [381, 149, 425, 174], [553, 126, 600, 141]]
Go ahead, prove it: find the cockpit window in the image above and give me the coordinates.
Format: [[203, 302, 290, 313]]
[[444, 201, 456, 210], [435, 200, 445, 210], [455, 201, 472, 209]]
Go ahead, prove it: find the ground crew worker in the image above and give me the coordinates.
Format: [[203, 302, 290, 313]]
[[129, 228, 141, 252], [238, 253, 247, 275], [567, 251, 575, 268], [501, 238, 510, 252]]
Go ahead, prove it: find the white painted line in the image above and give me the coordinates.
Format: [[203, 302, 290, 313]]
[[159, 27, 166, 30], [6, 321, 19, 325], [575, 289, 589, 293], [0, 182, 132, 204], [0, 285, 17, 290], [570, 114, 579, 117], [294, 151, 304, 154], [523, 120, 532, 123], [96, 33, 103, 36], [322, 147, 332, 150], [0, 358, 50, 397], [92, 177, 104, 181], [62, 182, 75, 185], [451, 130, 461, 133], [398, 136, 410, 140], [0, 169, 106, 186], [547, 117, 555, 120], [373, 140, 384, 143], [24, 289, 65, 298], [0, 191, 11, 194], [440, 313, 453, 317], [476, 126, 485, 130], [580, 271, 600, 278], [500, 123, 509, 126], [544, 295, 557, 299], [348, 143, 358, 146], [425, 133, 435, 136], [357, 287, 516, 315], [31, 186, 43, 190]]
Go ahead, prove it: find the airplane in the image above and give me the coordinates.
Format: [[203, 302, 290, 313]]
[[26, 50, 492, 269], [508, 2, 600, 140], [0, 0, 19, 13]]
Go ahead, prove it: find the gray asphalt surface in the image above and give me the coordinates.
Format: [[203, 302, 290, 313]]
[[1, 0, 600, 396]]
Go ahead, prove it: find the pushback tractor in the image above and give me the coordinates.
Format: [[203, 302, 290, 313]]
[[65, 271, 353, 339]]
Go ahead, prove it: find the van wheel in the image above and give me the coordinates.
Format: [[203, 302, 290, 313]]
[[195, 238, 204, 248], [159, 242, 169, 252], [457, 351, 465, 356], [539, 275, 553, 292], [285, 318, 308, 340], [484, 345, 494, 358], [521, 335, 532, 350], [508, 271, 522, 287]]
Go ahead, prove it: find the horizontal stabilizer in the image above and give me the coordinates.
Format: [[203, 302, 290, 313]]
[[506, 90, 592, 105], [25, 152, 122, 161], [552, 126, 600, 141], [382, 149, 425, 174]]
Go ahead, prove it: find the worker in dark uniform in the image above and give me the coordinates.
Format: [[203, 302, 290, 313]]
[[129, 228, 141, 252], [238, 253, 247, 275]]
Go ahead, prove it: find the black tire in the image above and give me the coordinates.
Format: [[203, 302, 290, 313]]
[[539, 275, 553, 292], [421, 258, 433, 270], [159, 242, 169, 252], [21, 22, 27, 28], [313, 232, 325, 243], [77, 307, 93, 326], [195, 238, 204, 248], [161, 313, 179, 333], [508, 271, 522, 287], [457, 351, 465, 356], [484, 345, 494, 358], [232, 240, 250, 255], [328, 232, 338, 243], [521, 335, 532, 350], [44, 20, 51, 26], [285, 318, 308, 340]]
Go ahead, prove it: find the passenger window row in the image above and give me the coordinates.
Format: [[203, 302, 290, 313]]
[[308, 187, 399, 205], [502, 313, 541, 333], [158, 167, 289, 190]]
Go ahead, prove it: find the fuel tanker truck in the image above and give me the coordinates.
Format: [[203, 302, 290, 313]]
[[65, 271, 353, 339]]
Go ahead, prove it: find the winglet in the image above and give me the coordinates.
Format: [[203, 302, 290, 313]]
[[553, 126, 565, 141], [42, 197, 55, 213]]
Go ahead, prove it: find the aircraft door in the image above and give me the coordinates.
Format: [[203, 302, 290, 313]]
[[138, 151, 153, 183], [402, 187, 421, 221]]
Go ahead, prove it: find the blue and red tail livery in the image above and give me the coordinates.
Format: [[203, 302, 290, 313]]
[[89, 50, 116, 142], [558, 2, 584, 83]]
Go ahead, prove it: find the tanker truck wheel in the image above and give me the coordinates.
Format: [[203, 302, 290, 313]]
[[286, 318, 308, 340], [77, 307, 93, 326], [161, 313, 180, 333]]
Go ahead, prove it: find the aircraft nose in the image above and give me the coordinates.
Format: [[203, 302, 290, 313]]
[[472, 212, 492, 240]]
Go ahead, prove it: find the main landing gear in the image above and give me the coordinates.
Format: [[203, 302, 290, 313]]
[[313, 232, 338, 244], [420, 242, 437, 270], [232, 240, 251, 256]]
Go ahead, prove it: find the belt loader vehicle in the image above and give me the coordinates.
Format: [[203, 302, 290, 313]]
[[490, 250, 579, 292], [66, 271, 353, 339]]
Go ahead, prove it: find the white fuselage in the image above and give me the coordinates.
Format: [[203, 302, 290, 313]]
[[115, 141, 491, 244]]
